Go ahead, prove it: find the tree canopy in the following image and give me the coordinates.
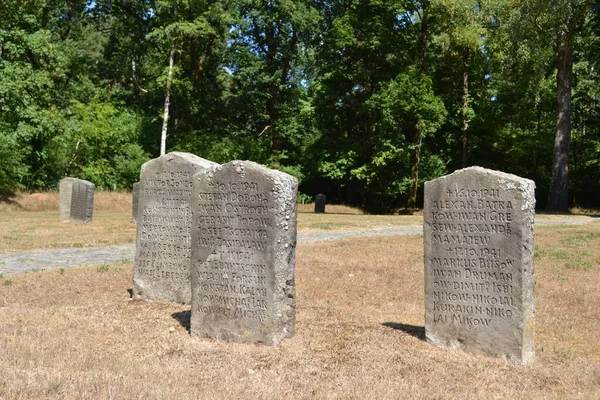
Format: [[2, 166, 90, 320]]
[[1, 0, 598, 212]]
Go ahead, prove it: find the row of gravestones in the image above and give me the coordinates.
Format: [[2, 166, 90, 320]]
[[126, 152, 535, 364]]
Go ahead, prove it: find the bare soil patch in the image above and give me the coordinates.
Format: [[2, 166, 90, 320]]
[[0, 223, 599, 399]]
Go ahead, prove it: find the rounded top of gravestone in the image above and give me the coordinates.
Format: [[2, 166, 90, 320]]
[[60, 177, 79, 183], [426, 166, 536, 212], [140, 151, 218, 175], [428, 166, 535, 188], [209, 160, 299, 184], [61, 177, 95, 187]]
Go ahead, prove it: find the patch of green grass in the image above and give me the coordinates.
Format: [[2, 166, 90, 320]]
[[565, 260, 596, 271], [561, 231, 600, 248], [73, 243, 84, 248], [96, 265, 110, 273], [308, 223, 334, 230], [554, 275, 568, 281], [3, 279, 13, 286], [59, 268, 65, 275], [553, 347, 577, 360], [534, 247, 570, 260]]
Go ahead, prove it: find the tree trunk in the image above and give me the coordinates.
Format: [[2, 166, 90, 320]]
[[407, 0, 429, 210], [160, 45, 175, 156], [547, 31, 574, 212], [461, 48, 470, 168]]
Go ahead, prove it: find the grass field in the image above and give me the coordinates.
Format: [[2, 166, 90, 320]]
[[0, 197, 599, 398], [0, 192, 589, 254]]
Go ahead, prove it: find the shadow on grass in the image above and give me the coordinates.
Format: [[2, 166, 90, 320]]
[[382, 322, 425, 341], [0, 193, 21, 208], [172, 310, 191, 333]]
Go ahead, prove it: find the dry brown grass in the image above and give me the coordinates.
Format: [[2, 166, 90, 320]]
[[0, 191, 133, 212], [0, 196, 421, 253], [297, 203, 365, 214], [0, 192, 135, 253], [1, 223, 599, 399], [0, 192, 596, 255], [0, 211, 137, 253], [297, 202, 423, 230]]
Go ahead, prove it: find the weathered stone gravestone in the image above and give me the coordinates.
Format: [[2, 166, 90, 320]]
[[59, 177, 77, 221], [70, 179, 95, 224], [190, 160, 298, 345], [60, 177, 95, 223], [131, 182, 140, 224], [132, 152, 218, 304], [314, 193, 326, 213], [424, 167, 535, 364]]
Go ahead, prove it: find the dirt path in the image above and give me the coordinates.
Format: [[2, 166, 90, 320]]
[[0, 216, 594, 275]]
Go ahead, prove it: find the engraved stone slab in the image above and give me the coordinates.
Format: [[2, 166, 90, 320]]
[[133, 152, 218, 304], [59, 177, 77, 220], [70, 179, 95, 224], [131, 182, 140, 223], [424, 167, 535, 364], [314, 193, 326, 213], [190, 161, 298, 345]]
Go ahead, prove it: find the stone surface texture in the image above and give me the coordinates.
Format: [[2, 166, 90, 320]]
[[59, 178, 77, 220], [314, 193, 326, 213], [424, 166, 535, 364], [190, 161, 298, 345], [68, 179, 95, 224], [132, 152, 218, 304], [131, 182, 140, 223]]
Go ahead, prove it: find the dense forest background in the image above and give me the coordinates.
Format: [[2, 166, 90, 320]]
[[0, 0, 598, 212]]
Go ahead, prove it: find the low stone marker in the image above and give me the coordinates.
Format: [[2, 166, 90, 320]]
[[70, 179, 95, 224], [190, 160, 298, 345], [314, 193, 326, 213], [131, 182, 140, 223], [59, 177, 77, 221], [424, 167, 535, 364], [132, 152, 218, 304]]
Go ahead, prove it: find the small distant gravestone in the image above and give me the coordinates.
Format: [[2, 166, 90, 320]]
[[59, 177, 77, 221], [70, 179, 95, 224], [190, 160, 298, 345], [132, 152, 218, 304], [424, 167, 535, 364], [131, 182, 140, 223], [314, 193, 326, 213]]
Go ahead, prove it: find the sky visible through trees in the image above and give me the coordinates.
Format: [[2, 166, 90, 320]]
[[0, 0, 598, 212]]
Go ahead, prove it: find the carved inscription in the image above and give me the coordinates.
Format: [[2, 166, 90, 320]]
[[133, 152, 217, 303], [429, 187, 516, 326], [194, 179, 271, 322], [191, 160, 298, 345], [136, 170, 193, 284]]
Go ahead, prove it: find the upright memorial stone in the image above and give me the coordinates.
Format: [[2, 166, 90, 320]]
[[131, 182, 140, 223], [314, 193, 326, 213], [190, 161, 298, 345], [70, 179, 95, 224], [424, 167, 535, 364], [59, 177, 77, 221], [132, 152, 218, 304]]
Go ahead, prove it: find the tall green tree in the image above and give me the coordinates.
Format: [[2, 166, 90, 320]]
[[545, 0, 592, 211]]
